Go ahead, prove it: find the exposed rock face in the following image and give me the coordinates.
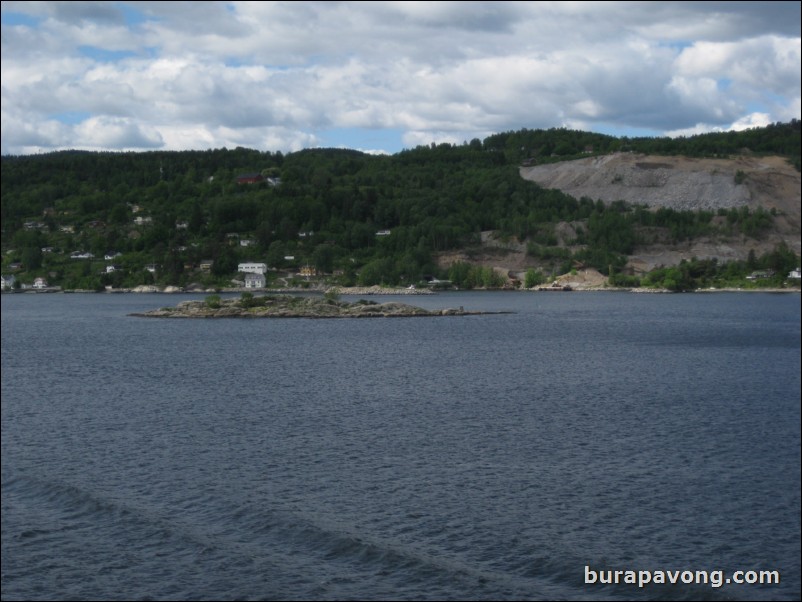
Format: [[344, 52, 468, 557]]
[[520, 153, 800, 223], [435, 153, 801, 276], [130, 295, 497, 318]]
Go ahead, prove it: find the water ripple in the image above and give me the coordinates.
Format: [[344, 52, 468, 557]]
[[2, 292, 800, 601]]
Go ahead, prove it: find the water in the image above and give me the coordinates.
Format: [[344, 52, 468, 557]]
[[2, 291, 800, 601]]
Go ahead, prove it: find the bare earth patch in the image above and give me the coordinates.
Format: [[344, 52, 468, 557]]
[[437, 153, 800, 280]]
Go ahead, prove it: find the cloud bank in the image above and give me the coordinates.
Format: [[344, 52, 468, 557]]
[[2, 1, 799, 155]]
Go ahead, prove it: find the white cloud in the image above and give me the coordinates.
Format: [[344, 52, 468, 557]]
[[730, 112, 773, 130], [676, 35, 801, 94], [402, 130, 475, 149], [665, 112, 773, 138], [157, 124, 320, 153], [74, 115, 163, 149]]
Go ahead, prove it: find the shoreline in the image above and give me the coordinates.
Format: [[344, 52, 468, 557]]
[[2, 286, 799, 295]]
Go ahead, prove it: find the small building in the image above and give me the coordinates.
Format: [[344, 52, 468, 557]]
[[299, 265, 318, 277], [70, 251, 94, 260], [236, 173, 264, 185], [238, 262, 267, 275], [199, 259, 214, 273], [32, 277, 48, 289], [1, 274, 16, 290], [244, 273, 266, 289], [788, 267, 801, 280]]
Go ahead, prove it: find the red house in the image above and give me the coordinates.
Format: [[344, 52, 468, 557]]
[[236, 173, 264, 184]]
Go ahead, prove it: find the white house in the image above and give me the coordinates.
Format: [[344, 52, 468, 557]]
[[1, 274, 16, 290], [238, 262, 267, 275], [788, 267, 801, 279], [33, 277, 48, 289], [244, 273, 266, 288]]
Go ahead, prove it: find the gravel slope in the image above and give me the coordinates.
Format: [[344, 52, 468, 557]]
[[520, 152, 800, 225], [437, 153, 800, 278]]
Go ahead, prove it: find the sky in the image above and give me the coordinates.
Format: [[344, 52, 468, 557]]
[[1, 1, 800, 156]]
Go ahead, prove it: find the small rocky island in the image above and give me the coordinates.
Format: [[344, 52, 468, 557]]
[[130, 294, 500, 319]]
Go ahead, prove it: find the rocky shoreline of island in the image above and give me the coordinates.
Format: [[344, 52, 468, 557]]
[[129, 294, 506, 319]]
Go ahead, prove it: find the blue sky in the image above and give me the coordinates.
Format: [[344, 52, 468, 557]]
[[1, 1, 800, 155]]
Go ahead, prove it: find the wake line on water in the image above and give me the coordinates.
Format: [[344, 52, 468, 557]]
[[2, 472, 741, 600], [3, 470, 555, 599]]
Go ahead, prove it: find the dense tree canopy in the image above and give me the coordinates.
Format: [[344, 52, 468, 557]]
[[1, 122, 799, 290]]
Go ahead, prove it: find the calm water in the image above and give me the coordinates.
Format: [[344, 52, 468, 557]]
[[2, 291, 800, 601]]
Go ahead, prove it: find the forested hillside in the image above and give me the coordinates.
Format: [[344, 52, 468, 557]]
[[1, 121, 799, 291], [487, 119, 801, 169]]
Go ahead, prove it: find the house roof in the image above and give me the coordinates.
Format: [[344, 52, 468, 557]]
[[236, 173, 264, 182]]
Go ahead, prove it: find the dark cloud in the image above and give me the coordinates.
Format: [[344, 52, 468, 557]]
[[674, 1, 801, 38]]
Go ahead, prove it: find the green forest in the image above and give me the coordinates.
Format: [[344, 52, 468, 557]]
[[1, 120, 800, 292]]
